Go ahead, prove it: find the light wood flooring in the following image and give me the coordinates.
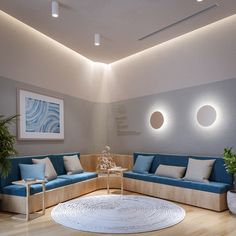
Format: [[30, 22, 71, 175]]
[[0, 189, 236, 236]]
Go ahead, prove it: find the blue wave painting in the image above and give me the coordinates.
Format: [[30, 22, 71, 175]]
[[25, 97, 60, 133]]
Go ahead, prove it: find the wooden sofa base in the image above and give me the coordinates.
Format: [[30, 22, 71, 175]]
[[123, 178, 227, 212], [0, 175, 228, 214], [0, 178, 97, 214]]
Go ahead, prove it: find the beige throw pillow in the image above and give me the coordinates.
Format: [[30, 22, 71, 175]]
[[32, 157, 57, 181], [155, 165, 186, 179], [63, 155, 84, 175], [183, 158, 215, 182]]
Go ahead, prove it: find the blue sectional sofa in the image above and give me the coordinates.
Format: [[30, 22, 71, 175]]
[[0, 152, 98, 214], [0, 152, 232, 213], [123, 152, 233, 211]]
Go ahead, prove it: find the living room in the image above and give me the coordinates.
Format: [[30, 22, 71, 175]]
[[0, 1, 236, 235]]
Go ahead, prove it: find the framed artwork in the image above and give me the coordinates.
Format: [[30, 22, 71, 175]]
[[17, 89, 64, 140]]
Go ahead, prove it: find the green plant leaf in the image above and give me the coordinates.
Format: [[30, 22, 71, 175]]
[[223, 147, 236, 174], [0, 114, 18, 177]]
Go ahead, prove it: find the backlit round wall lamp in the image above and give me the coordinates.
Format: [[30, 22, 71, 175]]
[[150, 111, 164, 129], [197, 105, 217, 127]]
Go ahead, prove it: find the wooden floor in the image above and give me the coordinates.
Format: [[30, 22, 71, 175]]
[[0, 189, 236, 236]]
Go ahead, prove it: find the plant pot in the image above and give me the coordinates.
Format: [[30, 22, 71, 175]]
[[227, 190, 236, 215]]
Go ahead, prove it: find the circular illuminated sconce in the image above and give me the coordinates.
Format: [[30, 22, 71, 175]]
[[150, 111, 164, 129], [197, 105, 217, 127]]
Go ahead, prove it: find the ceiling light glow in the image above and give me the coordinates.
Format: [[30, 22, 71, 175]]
[[94, 33, 100, 46], [52, 0, 59, 18]]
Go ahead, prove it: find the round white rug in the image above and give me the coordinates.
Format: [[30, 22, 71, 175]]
[[51, 195, 185, 234]]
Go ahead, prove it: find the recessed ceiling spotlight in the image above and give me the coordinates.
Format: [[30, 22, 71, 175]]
[[94, 33, 100, 46], [52, 0, 59, 18], [196, 0, 203, 2]]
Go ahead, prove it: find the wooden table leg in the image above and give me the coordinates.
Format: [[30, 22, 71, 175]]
[[107, 170, 110, 194], [121, 172, 124, 195], [42, 182, 45, 215], [26, 184, 30, 221]]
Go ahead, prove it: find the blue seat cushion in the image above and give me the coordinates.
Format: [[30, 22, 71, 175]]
[[58, 172, 97, 184], [124, 171, 232, 194], [0, 152, 81, 190], [2, 178, 71, 197]]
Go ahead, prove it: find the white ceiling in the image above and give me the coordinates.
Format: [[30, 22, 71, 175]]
[[0, 0, 236, 63]]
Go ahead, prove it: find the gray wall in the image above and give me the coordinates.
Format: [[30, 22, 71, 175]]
[[1, 76, 236, 157], [0, 76, 108, 156], [108, 78, 236, 156]]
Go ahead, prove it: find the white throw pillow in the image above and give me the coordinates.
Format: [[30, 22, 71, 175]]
[[63, 155, 84, 175], [155, 165, 186, 179], [32, 157, 57, 181], [183, 158, 215, 182]]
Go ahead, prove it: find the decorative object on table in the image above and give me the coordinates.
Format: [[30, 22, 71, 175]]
[[223, 147, 236, 214], [96, 145, 116, 172], [51, 195, 185, 234], [0, 114, 18, 177], [17, 89, 64, 140]]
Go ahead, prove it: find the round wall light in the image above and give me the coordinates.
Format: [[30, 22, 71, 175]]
[[150, 111, 164, 129], [197, 105, 217, 127]]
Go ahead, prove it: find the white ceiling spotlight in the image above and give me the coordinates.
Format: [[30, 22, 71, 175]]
[[94, 33, 100, 46], [52, 0, 59, 18], [196, 0, 203, 2]]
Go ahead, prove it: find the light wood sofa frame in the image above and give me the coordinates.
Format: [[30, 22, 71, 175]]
[[0, 154, 228, 213]]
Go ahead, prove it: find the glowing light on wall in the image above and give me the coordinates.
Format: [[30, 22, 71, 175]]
[[193, 100, 221, 130], [150, 111, 164, 129], [197, 105, 217, 127], [147, 104, 170, 133]]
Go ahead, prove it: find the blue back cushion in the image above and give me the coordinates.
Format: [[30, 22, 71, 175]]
[[157, 154, 189, 171], [0, 152, 80, 189], [50, 153, 80, 175], [134, 152, 160, 173], [133, 153, 233, 185], [19, 163, 45, 180], [133, 155, 154, 174], [0, 154, 48, 189]]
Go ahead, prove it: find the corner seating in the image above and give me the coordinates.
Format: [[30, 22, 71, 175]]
[[0, 152, 98, 214], [123, 153, 233, 211], [0, 152, 233, 214]]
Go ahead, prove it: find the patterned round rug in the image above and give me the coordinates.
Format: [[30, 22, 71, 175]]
[[51, 195, 185, 234]]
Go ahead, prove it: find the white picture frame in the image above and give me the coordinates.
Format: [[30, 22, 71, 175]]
[[17, 89, 64, 140]]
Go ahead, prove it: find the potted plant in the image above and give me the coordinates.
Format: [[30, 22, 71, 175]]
[[0, 115, 18, 178], [223, 147, 236, 214]]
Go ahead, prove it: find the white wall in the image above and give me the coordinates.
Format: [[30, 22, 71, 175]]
[[1, 10, 236, 156], [0, 10, 109, 103], [108, 14, 236, 102], [1, 10, 236, 104]]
